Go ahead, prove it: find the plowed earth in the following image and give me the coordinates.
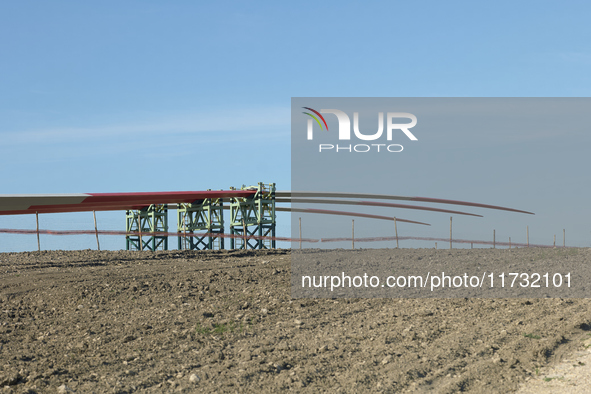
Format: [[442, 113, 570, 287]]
[[1, 248, 591, 393]]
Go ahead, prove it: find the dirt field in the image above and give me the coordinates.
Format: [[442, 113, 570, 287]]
[[1, 248, 591, 393]]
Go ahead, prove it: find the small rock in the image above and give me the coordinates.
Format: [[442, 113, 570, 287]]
[[241, 351, 252, 360], [189, 373, 200, 383], [382, 355, 392, 365], [122, 335, 136, 343], [58, 384, 74, 393], [294, 319, 302, 325], [167, 379, 178, 387], [261, 308, 268, 315]]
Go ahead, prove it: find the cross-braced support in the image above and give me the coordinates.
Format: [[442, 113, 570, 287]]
[[177, 196, 224, 250], [229, 182, 276, 250], [126, 204, 168, 251]]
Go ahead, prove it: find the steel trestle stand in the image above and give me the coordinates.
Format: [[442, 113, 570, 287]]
[[126, 204, 169, 251], [177, 194, 224, 250], [229, 182, 276, 250]]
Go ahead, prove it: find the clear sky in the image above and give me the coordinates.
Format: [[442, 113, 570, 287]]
[[1, 1, 590, 251]]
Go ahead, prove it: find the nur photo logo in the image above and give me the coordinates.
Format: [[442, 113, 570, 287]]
[[302, 107, 418, 153]]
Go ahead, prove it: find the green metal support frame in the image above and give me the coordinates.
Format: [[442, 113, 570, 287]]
[[177, 196, 224, 250], [229, 182, 276, 250], [126, 204, 169, 251]]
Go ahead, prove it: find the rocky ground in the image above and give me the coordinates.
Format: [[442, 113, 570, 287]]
[[1, 248, 591, 393]]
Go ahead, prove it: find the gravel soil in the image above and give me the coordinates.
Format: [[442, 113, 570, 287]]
[[1, 248, 591, 393]]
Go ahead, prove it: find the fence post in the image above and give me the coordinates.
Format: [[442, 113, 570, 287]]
[[299, 217, 302, 250], [138, 215, 143, 251], [36, 212, 40, 252], [493, 229, 496, 249], [394, 217, 399, 249], [182, 211, 187, 250], [93, 211, 100, 251], [242, 219, 246, 249], [352, 220, 355, 249], [449, 216, 452, 250]]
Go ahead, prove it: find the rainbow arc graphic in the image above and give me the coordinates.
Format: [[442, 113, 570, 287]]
[[302, 107, 328, 131]]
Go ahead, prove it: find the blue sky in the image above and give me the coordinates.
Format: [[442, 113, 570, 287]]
[[1, 1, 590, 251]]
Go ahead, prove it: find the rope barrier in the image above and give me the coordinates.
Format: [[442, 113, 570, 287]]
[[0, 228, 565, 248], [0, 228, 318, 243]]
